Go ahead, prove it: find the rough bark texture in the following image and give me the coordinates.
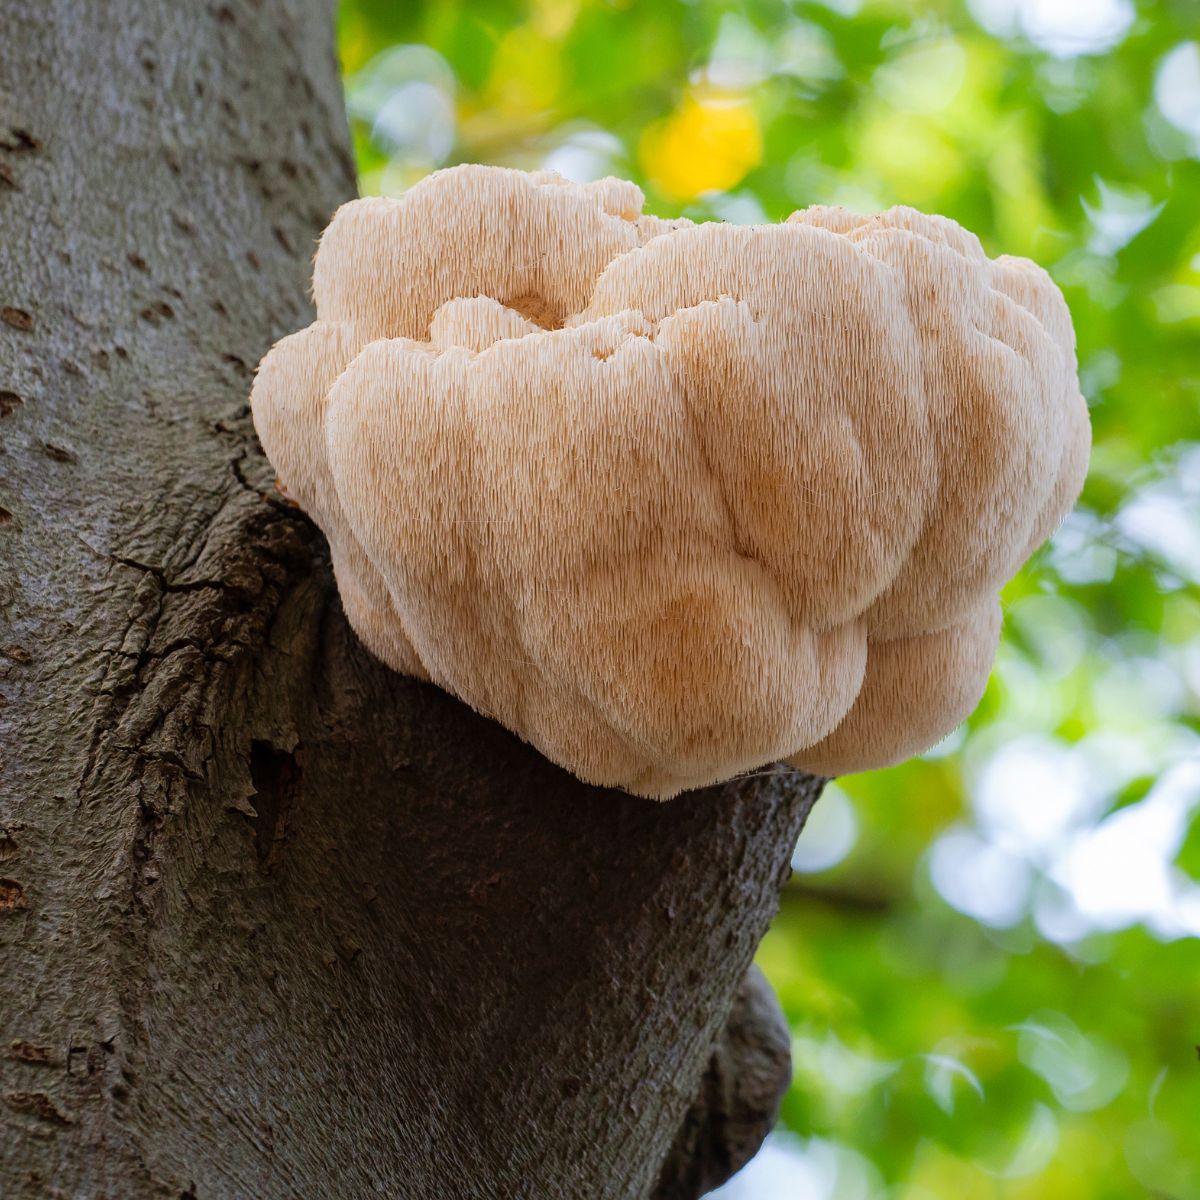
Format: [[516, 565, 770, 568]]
[[0, 2, 822, 1197]]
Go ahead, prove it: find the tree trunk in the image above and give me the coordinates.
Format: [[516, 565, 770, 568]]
[[0, 2, 822, 1197]]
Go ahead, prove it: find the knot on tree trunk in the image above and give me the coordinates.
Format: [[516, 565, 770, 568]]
[[654, 964, 793, 1200]]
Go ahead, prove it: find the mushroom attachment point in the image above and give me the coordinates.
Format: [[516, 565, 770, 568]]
[[251, 165, 1091, 800]]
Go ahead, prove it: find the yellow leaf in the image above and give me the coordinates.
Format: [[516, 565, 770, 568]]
[[640, 90, 762, 200]]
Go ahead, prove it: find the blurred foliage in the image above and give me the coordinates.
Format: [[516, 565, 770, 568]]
[[335, 0, 1199, 1195]]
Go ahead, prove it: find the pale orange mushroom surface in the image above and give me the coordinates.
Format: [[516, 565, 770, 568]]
[[251, 164, 1090, 799]]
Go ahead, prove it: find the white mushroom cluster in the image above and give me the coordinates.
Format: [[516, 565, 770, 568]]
[[252, 165, 1090, 799]]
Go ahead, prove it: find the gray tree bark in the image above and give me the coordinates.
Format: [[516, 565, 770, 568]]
[[0, 2, 822, 1197]]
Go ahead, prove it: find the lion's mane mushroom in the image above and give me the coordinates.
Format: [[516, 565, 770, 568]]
[[251, 164, 1090, 800]]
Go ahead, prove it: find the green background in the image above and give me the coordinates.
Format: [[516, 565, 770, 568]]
[[335, 1, 1200, 1195]]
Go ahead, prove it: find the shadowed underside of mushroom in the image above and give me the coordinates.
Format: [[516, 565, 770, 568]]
[[251, 164, 1090, 799]]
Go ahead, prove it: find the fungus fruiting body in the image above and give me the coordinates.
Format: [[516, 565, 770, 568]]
[[252, 165, 1090, 800]]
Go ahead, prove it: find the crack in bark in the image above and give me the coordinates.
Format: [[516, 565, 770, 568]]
[[110, 555, 229, 594]]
